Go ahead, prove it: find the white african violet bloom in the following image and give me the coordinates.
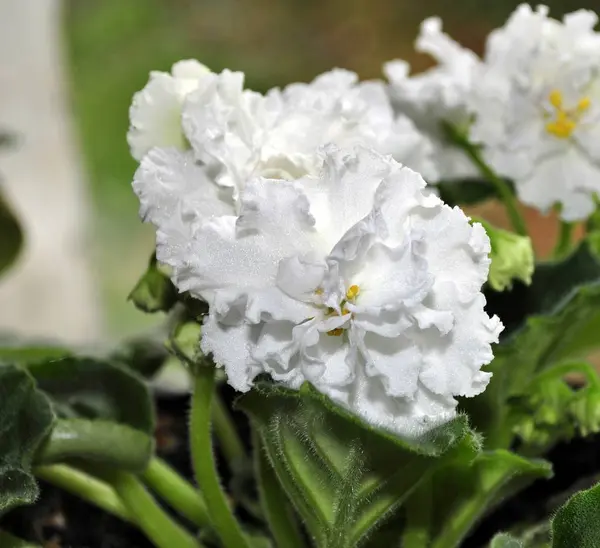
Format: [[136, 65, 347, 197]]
[[384, 17, 480, 180], [128, 60, 211, 161], [181, 67, 438, 201], [156, 145, 502, 438], [469, 4, 600, 221]]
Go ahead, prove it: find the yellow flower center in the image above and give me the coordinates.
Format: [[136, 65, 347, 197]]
[[315, 284, 360, 337], [545, 89, 591, 139]]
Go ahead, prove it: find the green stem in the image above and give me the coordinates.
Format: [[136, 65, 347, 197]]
[[446, 123, 528, 236], [34, 464, 132, 523], [107, 470, 201, 548], [553, 221, 575, 259], [142, 457, 211, 529], [190, 367, 250, 548], [401, 479, 432, 548], [212, 392, 246, 468], [254, 430, 306, 548]]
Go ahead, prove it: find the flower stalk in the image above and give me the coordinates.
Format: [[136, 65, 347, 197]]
[[190, 365, 250, 548]]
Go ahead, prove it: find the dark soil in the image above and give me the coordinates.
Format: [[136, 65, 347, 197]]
[[3, 383, 600, 548]]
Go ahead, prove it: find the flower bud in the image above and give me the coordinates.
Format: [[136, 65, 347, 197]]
[[476, 219, 534, 292]]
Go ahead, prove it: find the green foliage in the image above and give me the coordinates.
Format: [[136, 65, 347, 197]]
[[0, 187, 23, 277], [0, 530, 41, 548], [238, 381, 478, 548], [511, 362, 600, 453], [110, 334, 171, 378], [552, 482, 600, 548], [128, 253, 178, 313], [426, 451, 552, 548], [28, 357, 155, 471], [0, 344, 71, 364], [463, 239, 600, 447], [0, 364, 54, 516]]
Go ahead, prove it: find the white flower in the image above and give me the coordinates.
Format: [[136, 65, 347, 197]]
[[181, 67, 438, 200], [132, 146, 235, 289], [128, 60, 211, 161], [384, 17, 480, 180], [166, 145, 502, 438], [469, 4, 600, 221]]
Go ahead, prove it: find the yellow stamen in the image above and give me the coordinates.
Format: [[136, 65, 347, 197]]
[[346, 285, 360, 300], [321, 285, 360, 337], [315, 288, 324, 295], [578, 97, 591, 112], [549, 89, 563, 109], [545, 90, 591, 140]]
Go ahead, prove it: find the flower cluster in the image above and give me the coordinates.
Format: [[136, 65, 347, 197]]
[[388, 4, 600, 221], [127, 27, 528, 436]]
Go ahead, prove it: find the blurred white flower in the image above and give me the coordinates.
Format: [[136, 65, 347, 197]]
[[181, 68, 438, 200], [166, 145, 502, 438], [384, 17, 480, 180], [469, 4, 600, 221], [128, 60, 211, 161]]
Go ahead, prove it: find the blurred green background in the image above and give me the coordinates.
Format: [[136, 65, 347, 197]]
[[64, 0, 599, 337]]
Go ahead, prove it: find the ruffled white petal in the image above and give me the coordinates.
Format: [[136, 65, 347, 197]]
[[132, 147, 234, 227], [192, 146, 501, 438], [181, 67, 437, 195], [384, 17, 480, 181], [467, 4, 600, 221], [128, 60, 210, 161]]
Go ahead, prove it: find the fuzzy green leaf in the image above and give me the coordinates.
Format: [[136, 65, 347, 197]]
[[463, 240, 600, 443], [26, 357, 154, 471], [552, 482, 600, 548], [128, 253, 177, 313], [237, 381, 478, 548], [0, 344, 71, 364], [0, 187, 23, 277], [110, 335, 170, 379], [511, 362, 600, 453], [428, 451, 552, 548], [0, 364, 55, 515]]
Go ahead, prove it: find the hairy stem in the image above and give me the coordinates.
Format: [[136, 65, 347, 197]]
[[142, 457, 211, 529], [190, 366, 249, 548]]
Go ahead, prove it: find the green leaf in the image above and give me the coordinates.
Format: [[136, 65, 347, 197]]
[[237, 381, 478, 548], [463, 240, 600, 444], [0, 364, 55, 515], [491, 533, 524, 548], [428, 451, 552, 548], [486, 238, 600, 338], [26, 357, 154, 471], [552, 481, 600, 548], [110, 335, 170, 379], [0, 344, 71, 364], [0, 187, 23, 276], [0, 530, 41, 548], [128, 253, 178, 313], [511, 362, 600, 453]]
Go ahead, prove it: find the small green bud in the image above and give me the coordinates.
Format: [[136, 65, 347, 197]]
[[128, 253, 178, 313], [475, 218, 534, 292]]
